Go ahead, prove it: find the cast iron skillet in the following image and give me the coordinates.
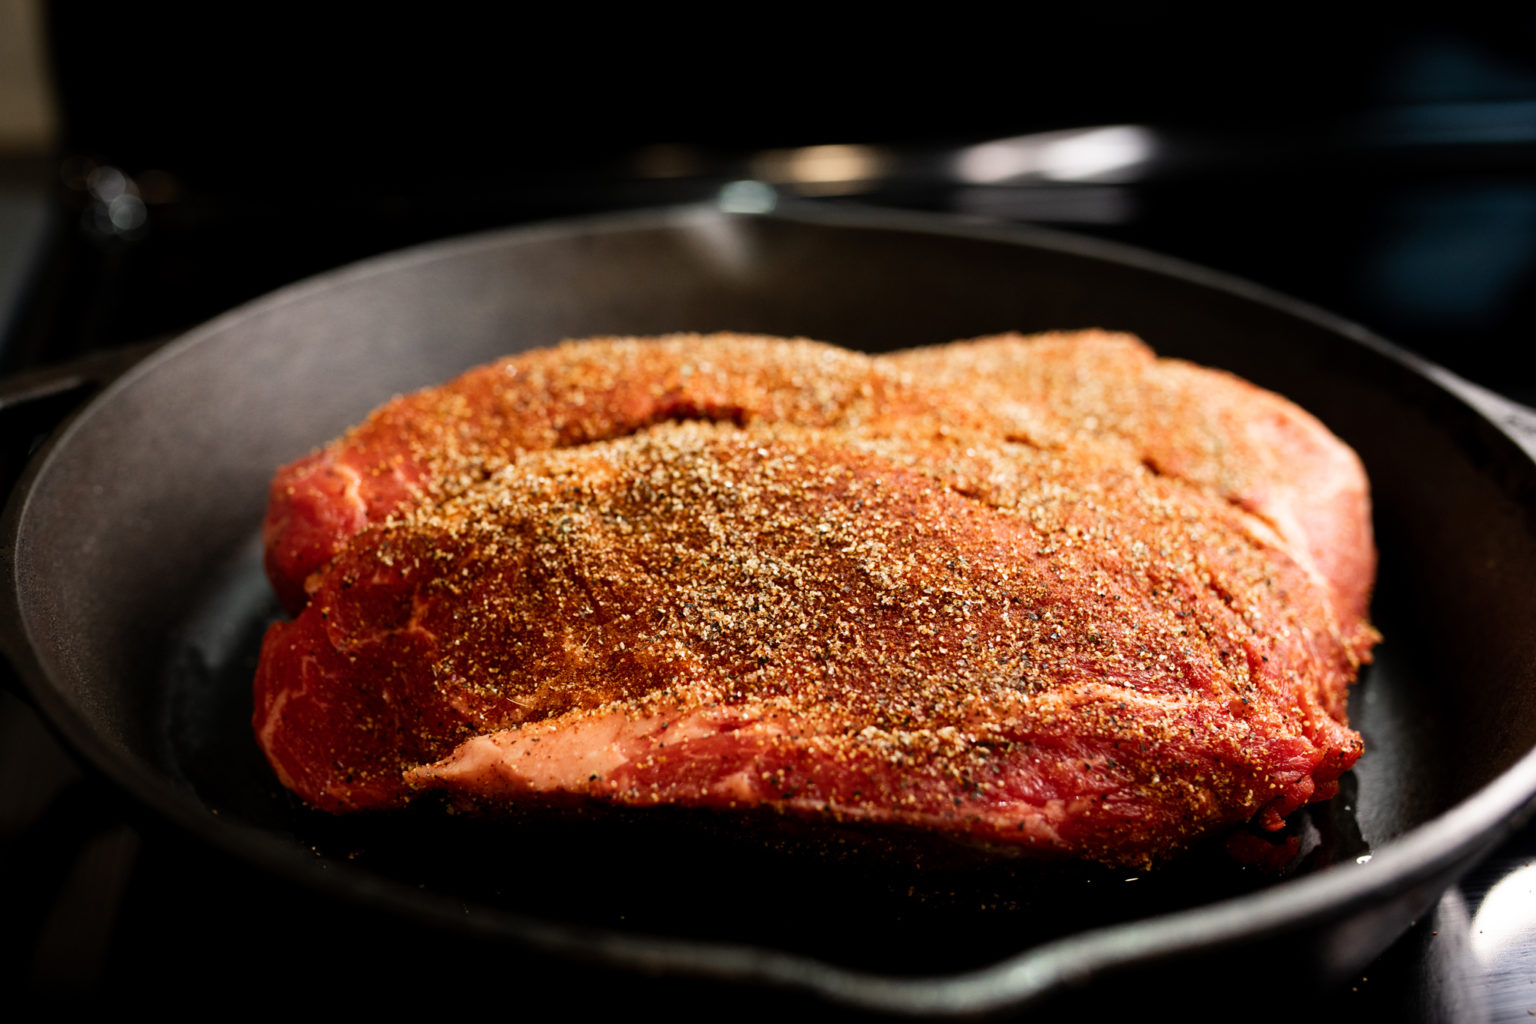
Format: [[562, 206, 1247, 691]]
[[4, 202, 1536, 1016]]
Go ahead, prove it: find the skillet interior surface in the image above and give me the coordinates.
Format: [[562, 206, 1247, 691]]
[[6, 205, 1536, 1011]]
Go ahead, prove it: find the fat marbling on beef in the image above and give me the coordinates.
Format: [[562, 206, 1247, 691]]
[[254, 332, 1377, 867]]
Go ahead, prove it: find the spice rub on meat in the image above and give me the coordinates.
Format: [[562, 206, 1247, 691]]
[[254, 332, 1377, 867]]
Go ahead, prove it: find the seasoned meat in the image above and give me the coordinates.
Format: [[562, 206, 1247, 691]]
[[254, 332, 1376, 867], [886, 332, 1376, 638], [262, 335, 931, 614]]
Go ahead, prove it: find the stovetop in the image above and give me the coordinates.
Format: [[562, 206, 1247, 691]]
[[4, 16, 1536, 1011]]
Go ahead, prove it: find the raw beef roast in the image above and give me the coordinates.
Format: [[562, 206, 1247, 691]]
[[254, 332, 1377, 867]]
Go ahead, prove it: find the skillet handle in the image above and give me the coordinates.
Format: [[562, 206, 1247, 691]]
[[1416, 363, 1536, 463], [0, 339, 169, 501]]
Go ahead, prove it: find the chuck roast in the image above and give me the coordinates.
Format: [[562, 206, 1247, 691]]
[[254, 332, 1376, 867]]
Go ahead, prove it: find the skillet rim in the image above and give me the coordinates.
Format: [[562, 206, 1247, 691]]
[[4, 200, 1536, 1014]]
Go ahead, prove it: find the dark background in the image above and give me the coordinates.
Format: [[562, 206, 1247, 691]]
[[10, 10, 1536, 401]]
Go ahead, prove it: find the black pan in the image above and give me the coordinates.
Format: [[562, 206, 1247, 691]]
[[5, 203, 1536, 1016]]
